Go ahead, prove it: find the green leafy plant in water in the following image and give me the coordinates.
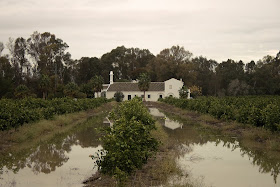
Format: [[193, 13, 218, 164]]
[[91, 98, 159, 185]]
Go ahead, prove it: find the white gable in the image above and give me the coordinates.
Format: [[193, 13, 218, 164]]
[[164, 78, 184, 98]]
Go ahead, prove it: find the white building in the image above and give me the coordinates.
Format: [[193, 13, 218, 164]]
[[100, 71, 189, 101]]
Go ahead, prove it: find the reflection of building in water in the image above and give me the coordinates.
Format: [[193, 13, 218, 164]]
[[164, 118, 183, 130], [149, 108, 165, 117], [103, 117, 113, 127], [149, 108, 183, 130]]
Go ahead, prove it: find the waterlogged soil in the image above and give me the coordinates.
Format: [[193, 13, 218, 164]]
[[0, 103, 114, 187], [147, 102, 280, 187], [1, 101, 280, 187]]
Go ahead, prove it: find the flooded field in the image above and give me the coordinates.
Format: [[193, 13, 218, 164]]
[[149, 108, 280, 187], [0, 116, 105, 187], [1, 108, 279, 187]]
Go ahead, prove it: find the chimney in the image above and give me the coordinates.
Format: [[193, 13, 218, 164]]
[[110, 71, 114, 84]]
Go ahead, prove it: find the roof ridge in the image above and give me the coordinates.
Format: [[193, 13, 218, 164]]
[[112, 82, 164, 83]]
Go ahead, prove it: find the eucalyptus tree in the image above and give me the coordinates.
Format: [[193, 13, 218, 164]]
[[6, 37, 29, 85], [147, 45, 193, 82], [138, 73, 150, 101], [0, 56, 14, 97], [0, 42, 4, 56], [101, 46, 154, 81], [27, 31, 70, 81]]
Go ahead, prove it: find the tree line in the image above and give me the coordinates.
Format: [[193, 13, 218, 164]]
[[0, 31, 280, 99]]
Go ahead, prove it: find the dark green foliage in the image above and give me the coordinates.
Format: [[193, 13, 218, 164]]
[[0, 97, 108, 131], [80, 83, 95, 98], [63, 82, 86, 98], [14, 84, 33, 99], [39, 74, 51, 99], [1, 30, 280, 99], [179, 86, 189, 99], [114, 91, 124, 102], [91, 75, 104, 96], [93, 98, 159, 184], [161, 96, 280, 131], [138, 73, 151, 101]]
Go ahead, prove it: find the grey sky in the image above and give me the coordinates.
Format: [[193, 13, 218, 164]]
[[0, 0, 279, 63]]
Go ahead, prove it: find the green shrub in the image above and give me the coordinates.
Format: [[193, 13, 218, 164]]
[[92, 98, 159, 184], [114, 91, 124, 102], [160, 96, 280, 131], [0, 97, 108, 131]]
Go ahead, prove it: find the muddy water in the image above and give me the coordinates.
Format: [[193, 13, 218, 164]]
[[0, 116, 105, 187], [1, 108, 279, 187], [149, 108, 280, 187]]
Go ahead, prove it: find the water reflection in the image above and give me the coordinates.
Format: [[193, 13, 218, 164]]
[[149, 107, 280, 186], [0, 115, 104, 187], [103, 117, 113, 127], [149, 108, 183, 130]]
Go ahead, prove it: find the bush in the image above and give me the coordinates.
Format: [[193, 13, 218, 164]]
[[0, 97, 108, 131], [92, 98, 159, 184], [160, 96, 280, 131], [114, 91, 124, 102]]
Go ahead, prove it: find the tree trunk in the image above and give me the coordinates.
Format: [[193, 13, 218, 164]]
[[143, 91, 146, 102]]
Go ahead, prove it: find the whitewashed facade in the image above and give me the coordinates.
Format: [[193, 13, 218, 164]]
[[99, 71, 187, 101]]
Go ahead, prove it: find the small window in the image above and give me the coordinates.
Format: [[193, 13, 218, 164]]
[[148, 94, 151, 98], [169, 85, 172, 89], [159, 95, 163, 99], [135, 95, 137, 97], [128, 95, 131, 100]]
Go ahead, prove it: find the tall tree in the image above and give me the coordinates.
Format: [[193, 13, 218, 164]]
[[101, 46, 154, 82], [215, 59, 245, 95], [138, 73, 150, 101], [6, 37, 29, 85], [90, 75, 104, 97], [39, 74, 51, 99], [76, 57, 102, 84], [251, 54, 280, 95], [147, 45, 193, 82], [27, 31, 70, 81], [0, 42, 4, 57], [0, 56, 14, 97], [192, 56, 217, 95]]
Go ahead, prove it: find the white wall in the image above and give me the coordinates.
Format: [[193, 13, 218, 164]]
[[164, 78, 184, 98], [105, 78, 183, 101], [106, 91, 165, 101]]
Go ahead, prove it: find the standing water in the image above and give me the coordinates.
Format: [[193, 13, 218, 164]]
[[0, 116, 105, 187], [149, 108, 280, 187], [1, 108, 279, 187]]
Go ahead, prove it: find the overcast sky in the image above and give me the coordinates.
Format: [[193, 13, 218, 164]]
[[0, 0, 279, 63]]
